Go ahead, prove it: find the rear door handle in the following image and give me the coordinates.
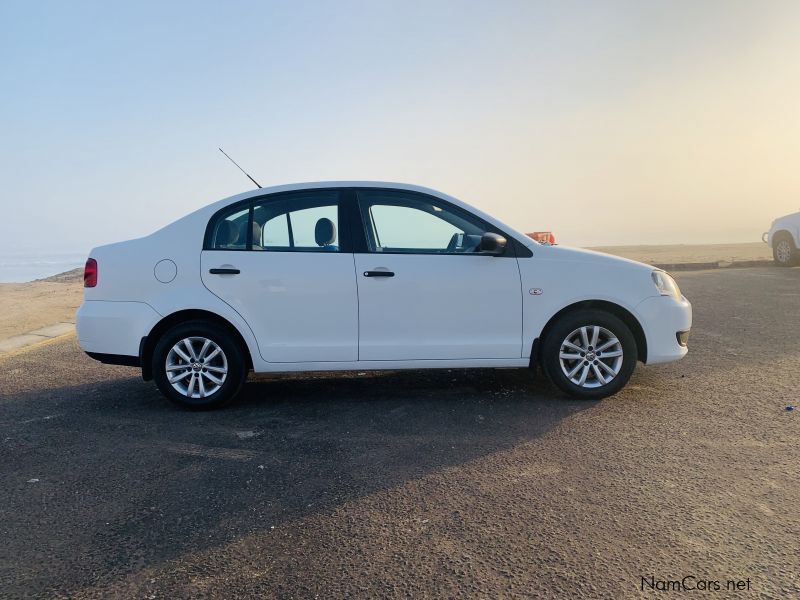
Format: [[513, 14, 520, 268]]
[[209, 268, 240, 275], [363, 270, 394, 277]]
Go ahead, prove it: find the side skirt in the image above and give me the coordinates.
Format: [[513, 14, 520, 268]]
[[250, 357, 530, 373]]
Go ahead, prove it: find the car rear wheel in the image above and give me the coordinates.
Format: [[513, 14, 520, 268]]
[[773, 234, 797, 266], [541, 309, 637, 399], [152, 320, 247, 409]]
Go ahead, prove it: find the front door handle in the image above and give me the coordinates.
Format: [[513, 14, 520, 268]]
[[363, 270, 394, 277], [209, 268, 240, 275]]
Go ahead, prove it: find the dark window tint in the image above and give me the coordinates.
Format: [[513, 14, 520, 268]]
[[252, 191, 340, 252], [209, 206, 250, 250]]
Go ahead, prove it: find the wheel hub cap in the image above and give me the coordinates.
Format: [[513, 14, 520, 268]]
[[166, 337, 228, 399], [558, 325, 624, 389], [777, 241, 791, 262]]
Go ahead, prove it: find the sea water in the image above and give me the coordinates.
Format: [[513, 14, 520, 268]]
[[0, 253, 86, 283]]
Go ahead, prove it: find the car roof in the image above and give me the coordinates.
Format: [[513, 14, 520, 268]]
[[205, 181, 461, 210]]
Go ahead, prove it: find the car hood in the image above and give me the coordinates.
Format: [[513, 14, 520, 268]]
[[532, 244, 656, 273], [773, 211, 800, 226]]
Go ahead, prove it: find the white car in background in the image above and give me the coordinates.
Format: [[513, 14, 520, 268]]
[[763, 211, 800, 266], [76, 182, 692, 409]]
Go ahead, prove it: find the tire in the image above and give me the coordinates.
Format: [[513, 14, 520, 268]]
[[152, 320, 247, 409], [772, 234, 797, 267], [540, 309, 638, 400]]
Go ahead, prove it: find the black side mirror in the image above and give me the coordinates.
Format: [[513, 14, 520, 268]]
[[480, 232, 507, 256]]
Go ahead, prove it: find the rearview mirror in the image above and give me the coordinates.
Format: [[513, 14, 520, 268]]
[[480, 232, 507, 256]]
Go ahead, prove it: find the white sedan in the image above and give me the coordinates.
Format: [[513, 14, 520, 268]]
[[77, 182, 691, 409]]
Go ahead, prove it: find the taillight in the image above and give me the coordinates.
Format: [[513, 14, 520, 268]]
[[84, 258, 98, 288]]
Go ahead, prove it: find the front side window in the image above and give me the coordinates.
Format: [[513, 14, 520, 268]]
[[253, 191, 340, 252], [358, 191, 487, 254]]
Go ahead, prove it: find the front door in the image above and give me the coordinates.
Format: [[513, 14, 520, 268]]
[[353, 189, 522, 361], [201, 190, 358, 363]]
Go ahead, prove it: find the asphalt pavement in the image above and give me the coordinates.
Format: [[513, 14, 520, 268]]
[[1, 267, 798, 598]]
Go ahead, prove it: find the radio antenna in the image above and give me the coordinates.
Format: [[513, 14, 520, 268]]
[[218, 147, 262, 188]]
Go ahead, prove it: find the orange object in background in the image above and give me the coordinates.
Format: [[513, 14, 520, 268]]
[[526, 231, 556, 245]]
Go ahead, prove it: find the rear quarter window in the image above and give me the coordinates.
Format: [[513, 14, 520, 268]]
[[208, 206, 249, 250]]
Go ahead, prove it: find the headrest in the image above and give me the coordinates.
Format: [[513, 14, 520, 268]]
[[251, 221, 263, 246], [216, 220, 239, 246], [314, 218, 336, 247]]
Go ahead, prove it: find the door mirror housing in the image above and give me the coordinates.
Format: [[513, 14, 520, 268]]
[[480, 232, 507, 256]]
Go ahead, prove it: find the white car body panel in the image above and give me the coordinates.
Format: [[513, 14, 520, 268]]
[[635, 294, 691, 363], [76, 181, 691, 378], [77, 301, 162, 356], [764, 211, 800, 248], [353, 253, 522, 360], [200, 250, 359, 363], [517, 244, 665, 358]]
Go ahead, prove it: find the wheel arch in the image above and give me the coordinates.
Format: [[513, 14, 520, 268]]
[[140, 309, 254, 381], [773, 229, 797, 247], [533, 300, 648, 365]]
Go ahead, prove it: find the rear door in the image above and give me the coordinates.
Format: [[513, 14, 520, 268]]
[[353, 189, 523, 361], [201, 189, 358, 363]]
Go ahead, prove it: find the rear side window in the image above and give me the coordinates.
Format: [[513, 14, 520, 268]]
[[205, 190, 343, 252], [209, 206, 249, 250], [252, 192, 340, 252]]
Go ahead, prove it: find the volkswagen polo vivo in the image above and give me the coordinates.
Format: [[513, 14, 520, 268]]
[[77, 182, 691, 409]]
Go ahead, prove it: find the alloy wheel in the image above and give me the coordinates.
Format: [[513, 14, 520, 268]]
[[776, 240, 793, 263], [559, 325, 623, 388], [165, 337, 228, 398]]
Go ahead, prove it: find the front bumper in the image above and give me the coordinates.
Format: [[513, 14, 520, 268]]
[[636, 294, 692, 364], [76, 300, 161, 358]]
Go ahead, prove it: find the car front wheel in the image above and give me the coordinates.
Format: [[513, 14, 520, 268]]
[[152, 320, 247, 409], [541, 309, 637, 399], [773, 235, 797, 267]]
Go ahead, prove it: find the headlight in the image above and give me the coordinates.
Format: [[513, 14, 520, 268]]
[[651, 270, 681, 299]]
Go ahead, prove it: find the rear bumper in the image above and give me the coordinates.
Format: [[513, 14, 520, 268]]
[[636, 295, 692, 364], [76, 300, 161, 357]]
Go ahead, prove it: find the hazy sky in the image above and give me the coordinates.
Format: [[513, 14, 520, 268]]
[[2, 0, 800, 254]]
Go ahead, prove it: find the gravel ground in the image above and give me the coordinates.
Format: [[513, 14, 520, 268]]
[[587, 242, 771, 265], [1, 267, 798, 599]]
